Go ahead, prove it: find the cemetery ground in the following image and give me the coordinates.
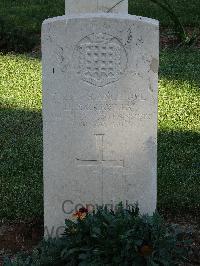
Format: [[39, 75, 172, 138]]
[[1, 51, 200, 264], [0, 0, 200, 265]]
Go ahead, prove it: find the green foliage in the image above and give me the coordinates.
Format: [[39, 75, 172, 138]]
[[0, 0, 64, 52], [0, 16, 38, 52], [3, 239, 68, 266], [0, 0, 199, 52], [129, 0, 200, 27], [149, 0, 199, 46], [4, 205, 189, 265], [129, 0, 200, 46]]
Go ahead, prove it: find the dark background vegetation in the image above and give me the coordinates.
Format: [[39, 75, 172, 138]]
[[0, 0, 199, 52]]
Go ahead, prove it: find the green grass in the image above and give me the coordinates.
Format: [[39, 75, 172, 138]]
[[0, 49, 199, 220], [0, 54, 42, 219], [158, 49, 200, 213]]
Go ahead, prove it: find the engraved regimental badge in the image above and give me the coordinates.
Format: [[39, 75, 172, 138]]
[[74, 33, 127, 87]]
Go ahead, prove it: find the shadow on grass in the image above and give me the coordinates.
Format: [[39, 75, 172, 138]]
[[159, 49, 200, 87], [158, 129, 200, 215], [0, 106, 200, 220], [0, 107, 43, 220]]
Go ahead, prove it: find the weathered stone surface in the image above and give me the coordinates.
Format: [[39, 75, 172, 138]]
[[42, 13, 159, 235], [65, 0, 128, 14]]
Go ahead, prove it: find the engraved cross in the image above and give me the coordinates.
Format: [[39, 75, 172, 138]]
[[76, 134, 124, 201], [76, 134, 124, 167]]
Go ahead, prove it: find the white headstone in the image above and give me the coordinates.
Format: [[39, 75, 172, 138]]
[[42, 0, 159, 236], [65, 0, 128, 14]]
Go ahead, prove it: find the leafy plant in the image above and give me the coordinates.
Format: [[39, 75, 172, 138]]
[[148, 0, 199, 46], [4, 204, 190, 265], [109, 0, 199, 47], [3, 239, 68, 266]]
